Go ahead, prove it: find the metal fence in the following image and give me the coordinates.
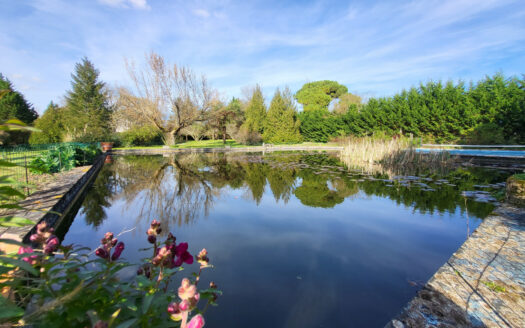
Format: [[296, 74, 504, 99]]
[[0, 142, 100, 195]]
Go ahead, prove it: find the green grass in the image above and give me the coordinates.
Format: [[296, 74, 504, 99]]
[[511, 173, 525, 180], [114, 140, 339, 150], [481, 280, 506, 293]]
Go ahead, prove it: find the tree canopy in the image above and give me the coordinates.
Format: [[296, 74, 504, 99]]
[[242, 85, 266, 133], [29, 102, 65, 144], [294, 80, 348, 111]]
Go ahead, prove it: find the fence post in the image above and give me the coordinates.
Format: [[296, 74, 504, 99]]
[[24, 153, 29, 196]]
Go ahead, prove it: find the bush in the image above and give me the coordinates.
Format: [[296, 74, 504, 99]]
[[119, 126, 162, 147], [30, 144, 101, 174]]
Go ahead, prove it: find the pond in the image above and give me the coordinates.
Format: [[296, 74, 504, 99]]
[[61, 152, 512, 327]]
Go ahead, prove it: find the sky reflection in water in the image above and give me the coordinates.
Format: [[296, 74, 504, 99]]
[[62, 152, 511, 327]]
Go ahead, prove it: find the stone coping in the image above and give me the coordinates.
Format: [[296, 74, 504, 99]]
[[0, 154, 106, 251], [386, 203, 524, 328], [112, 145, 343, 155]]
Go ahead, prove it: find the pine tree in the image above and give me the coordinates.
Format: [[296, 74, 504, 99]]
[[64, 57, 112, 141], [243, 85, 267, 133], [263, 88, 301, 144]]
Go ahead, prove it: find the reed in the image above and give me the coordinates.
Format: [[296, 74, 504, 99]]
[[340, 137, 456, 175]]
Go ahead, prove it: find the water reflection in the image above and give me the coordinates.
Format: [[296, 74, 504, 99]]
[[81, 152, 510, 228], [64, 152, 517, 327]]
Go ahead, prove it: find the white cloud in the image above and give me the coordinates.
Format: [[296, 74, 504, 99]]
[[193, 9, 211, 18], [98, 0, 149, 10]]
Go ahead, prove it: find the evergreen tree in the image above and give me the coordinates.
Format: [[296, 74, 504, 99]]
[[263, 88, 301, 144], [243, 85, 267, 133], [29, 102, 65, 144], [64, 57, 112, 141], [0, 73, 38, 144]]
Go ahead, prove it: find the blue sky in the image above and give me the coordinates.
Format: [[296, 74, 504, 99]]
[[1, 0, 524, 113]]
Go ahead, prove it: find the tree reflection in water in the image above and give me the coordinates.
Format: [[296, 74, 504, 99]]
[[80, 152, 511, 228]]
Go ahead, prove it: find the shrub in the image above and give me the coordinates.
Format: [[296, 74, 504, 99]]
[[234, 126, 262, 145], [30, 144, 101, 174], [119, 126, 162, 147]]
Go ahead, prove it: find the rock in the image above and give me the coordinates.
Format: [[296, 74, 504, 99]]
[[506, 174, 525, 207]]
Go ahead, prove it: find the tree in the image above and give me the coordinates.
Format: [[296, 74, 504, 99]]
[[0, 73, 38, 144], [333, 92, 362, 114], [64, 58, 112, 141], [118, 52, 215, 146], [29, 102, 65, 144], [263, 88, 301, 143], [242, 85, 266, 133], [207, 98, 243, 144], [294, 80, 348, 111]]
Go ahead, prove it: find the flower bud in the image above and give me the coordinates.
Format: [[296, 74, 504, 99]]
[[111, 241, 125, 261], [167, 302, 179, 314], [178, 299, 190, 311], [187, 314, 205, 328], [147, 234, 156, 244], [95, 248, 109, 259]]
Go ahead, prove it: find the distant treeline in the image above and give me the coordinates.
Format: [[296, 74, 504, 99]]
[[1, 54, 523, 146], [300, 74, 525, 144]]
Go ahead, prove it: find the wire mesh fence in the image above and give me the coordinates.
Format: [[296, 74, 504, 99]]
[[0, 142, 100, 195]]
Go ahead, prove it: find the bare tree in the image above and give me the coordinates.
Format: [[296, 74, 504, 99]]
[[118, 52, 216, 145]]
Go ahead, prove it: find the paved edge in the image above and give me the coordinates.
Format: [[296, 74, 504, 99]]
[[113, 146, 344, 155], [0, 154, 106, 250], [385, 204, 525, 328]]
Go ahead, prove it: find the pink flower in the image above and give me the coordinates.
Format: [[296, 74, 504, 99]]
[[18, 246, 38, 265], [196, 248, 209, 268], [179, 299, 190, 311], [111, 241, 125, 261], [187, 314, 205, 328], [44, 236, 60, 254], [178, 278, 197, 300], [173, 243, 193, 267]]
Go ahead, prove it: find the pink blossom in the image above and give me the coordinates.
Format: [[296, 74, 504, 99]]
[[187, 314, 205, 328], [95, 248, 109, 259], [196, 248, 209, 268], [178, 278, 197, 300], [44, 236, 60, 254], [173, 243, 193, 267], [18, 246, 38, 265]]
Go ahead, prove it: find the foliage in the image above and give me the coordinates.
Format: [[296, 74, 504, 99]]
[[119, 125, 162, 147], [233, 126, 262, 145], [0, 74, 39, 145], [64, 58, 113, 142], [305, 74, 525, 144], [332, 93, 362, 114], [29, 144, 101, 174], [242, 85, 266, 134], [0, 220, 219, 327], [298, 109, 345, 142], [294, 80, 348, 112], [263, 88, 302, 144], [29, 102, 65, 144]]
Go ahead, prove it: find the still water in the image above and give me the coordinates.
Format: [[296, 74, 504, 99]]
[[62, 152, 511, 327]]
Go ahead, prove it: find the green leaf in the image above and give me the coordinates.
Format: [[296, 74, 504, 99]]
[[114, 318, 137, 328], [0, 216, 34, 227], [0, 295, 24, 320], [142, 293, 154, 314], [0, 256, 37, 275]]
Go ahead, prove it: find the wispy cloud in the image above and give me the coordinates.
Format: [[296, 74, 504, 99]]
[[98, 0, 149, 10], [1, 0, 524, 113]]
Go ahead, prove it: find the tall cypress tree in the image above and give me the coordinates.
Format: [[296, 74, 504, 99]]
[[64, 57, 111, 141], [243, 85, 267, 133], [263, 88, 301, 144]]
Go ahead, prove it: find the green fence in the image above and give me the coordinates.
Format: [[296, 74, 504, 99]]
[[0, 142, 100, 195]]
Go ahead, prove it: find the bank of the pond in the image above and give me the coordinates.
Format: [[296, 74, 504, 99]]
[[386, 203, 525, 328], [0, 154, 106, 250]]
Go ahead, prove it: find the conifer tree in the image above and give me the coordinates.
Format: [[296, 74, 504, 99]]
[[263, 88, 301, 144], [0, 73, 38, 124], [65, 57, 112, 141], [243, 85, 266, 133]]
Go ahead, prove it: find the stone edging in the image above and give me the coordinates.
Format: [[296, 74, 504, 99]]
[[18, 153, 106, 244], [112, 145, 343, 155], [385, 203, 525, 328]]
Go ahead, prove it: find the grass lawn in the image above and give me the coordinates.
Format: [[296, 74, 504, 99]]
[[114, 140, 339, 150]]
